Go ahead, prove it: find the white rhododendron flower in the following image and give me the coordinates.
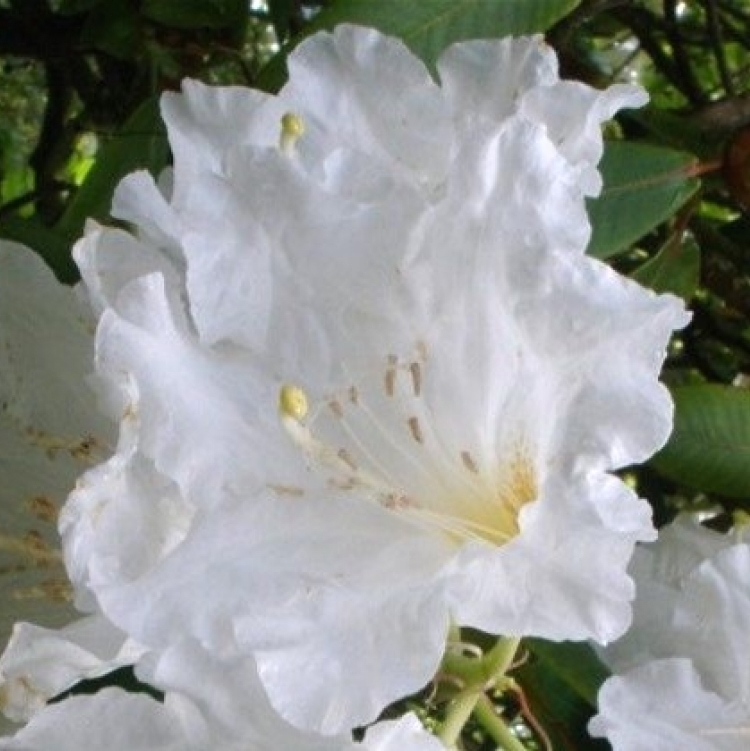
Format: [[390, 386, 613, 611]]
[[591, 517, 750, 749], [0, 634, 443, 751], [57, 26, 688, 733], [0, 242, 115, 731]]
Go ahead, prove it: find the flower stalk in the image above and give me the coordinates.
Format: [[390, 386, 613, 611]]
[[474, 695, 528, 751], [437, 636, 522, 748]]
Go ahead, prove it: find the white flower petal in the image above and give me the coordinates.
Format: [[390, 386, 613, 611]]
[[590, 659, 749, 751], [438, 35, 647, 195], [0, 689, 187, 751], [0, 615, 139, 723], [0, 242, 111, 657], [283, 26, 451, 188], [362, 714, 445, 751], [160, 80, 285, 207], [595, 519, 750, 749], [437, 36, 559, 126], [0, 636, 445, 749], [601, 519, 750, 697], [92, 495, 450, 733]]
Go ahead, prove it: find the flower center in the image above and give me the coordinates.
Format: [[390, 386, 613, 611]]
[[277, 369, 538, 547]]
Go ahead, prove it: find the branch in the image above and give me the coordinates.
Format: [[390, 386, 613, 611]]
[[703, 0, 735, 95], [0, 8, 85, 59]]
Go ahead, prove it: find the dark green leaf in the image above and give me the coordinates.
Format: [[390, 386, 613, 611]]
[[258, 0, 580, 91], [57, 0, 104, 14], [141, 0, 247, 30], [55, 98, 169, 244], [587, 142, 700, 260], [268, 0, 296, 41], [80, 0, 141, 59], [652, 385, 750, 498], [631, 234, 700, 300], [515, 639, 610, 750]]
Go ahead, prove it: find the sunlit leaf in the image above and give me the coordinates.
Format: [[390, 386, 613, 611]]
[[652, 385, 750, 498], [631, 234, 700, 301], [587, 142, 700, 260]]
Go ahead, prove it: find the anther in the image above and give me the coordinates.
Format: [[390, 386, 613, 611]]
[[280, 112, 305, 154], [279, 384, 309, 422], [407, 416, 424, 444], [328, 400, 344, 418]]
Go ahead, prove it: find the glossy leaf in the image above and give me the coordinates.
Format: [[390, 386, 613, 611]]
[[631, 234, 700, 301], [141, 0, 247, 30], [652, 384, 750, 498], [587, 142, 700, 260], [258, 0, 580, 90]]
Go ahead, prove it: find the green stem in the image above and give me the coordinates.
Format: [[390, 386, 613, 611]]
[[474, 695, 528, 751], [437, 636, 521, 748], [481, 636, 521, 682], [438, 684, 484, 748]]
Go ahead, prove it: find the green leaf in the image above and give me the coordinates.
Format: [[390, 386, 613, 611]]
[[524, 639, 609, 706], [652, 385, 750, 498], [80, 0, 141, 59], [141, 0, 247, 30], [587, 142, 700, 260], [258, 0, 580, 91], [57, 0, 104, 14], [268, 0, 296, 41], [515, 639, 610, 750], [55, 98, 169, 245], [631, 234, 700, 300]]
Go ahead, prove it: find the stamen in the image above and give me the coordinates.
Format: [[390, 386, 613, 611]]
[[279, 112, 305, 154], [268, 484, 305, 497], [348, 386, 359, 405], [407, 416, 424, 444], [328, 400, 344, 418], [28, 496, 57, 523]]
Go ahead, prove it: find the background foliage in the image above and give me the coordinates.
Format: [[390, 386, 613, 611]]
[[2, 0, 749, 748]]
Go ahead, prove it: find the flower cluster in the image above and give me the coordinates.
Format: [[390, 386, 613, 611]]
[[1, 25, 689, 748]]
